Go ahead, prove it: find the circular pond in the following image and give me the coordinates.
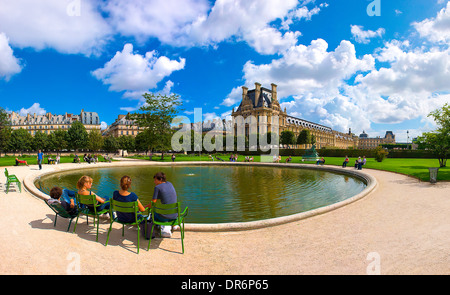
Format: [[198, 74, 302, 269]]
[[36, 165, 367, 224]]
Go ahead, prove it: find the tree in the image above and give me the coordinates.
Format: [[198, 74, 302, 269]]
[[8, 128, 32, 155], [297, 129, 312, 147], [429, 103, 450, 130], [0, 107, 11, 156], [417, 103, 449, 167], [135, 131, 152, 154], [190, 130, 202, 153], [235, 134, 248, 151], [88, 129, 104, 153], [128, 93, 182, 159], [48, 130, 68, 155], [103, 135, 119, 153], [374, 146, 389, 162], [118, 135, 135, 155], [280, 130, 296, 148], [67, 121, 88, 152], [32, 131, 48, 152]]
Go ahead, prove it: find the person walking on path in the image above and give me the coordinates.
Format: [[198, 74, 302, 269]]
[[37, 149, 44, 170]]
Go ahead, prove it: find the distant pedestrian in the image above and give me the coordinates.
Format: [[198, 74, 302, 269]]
[[342, 156, 349, 168], [37, 149, 44, 170]]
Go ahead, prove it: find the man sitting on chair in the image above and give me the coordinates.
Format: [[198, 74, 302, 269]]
[[47, 186, 78, 216]]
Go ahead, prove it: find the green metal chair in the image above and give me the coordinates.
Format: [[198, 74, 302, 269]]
[[44, 200, 77, 232], [73, 193, 110, 242], [4, 168, 21, 194], [147, 200, 188, 253], [105, 199, 150, 254]]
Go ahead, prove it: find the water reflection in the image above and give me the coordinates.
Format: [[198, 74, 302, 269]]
[[36, 165, 366, 223]]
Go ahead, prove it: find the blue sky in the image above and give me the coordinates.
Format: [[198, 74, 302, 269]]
[[0, 0, 449, 142]]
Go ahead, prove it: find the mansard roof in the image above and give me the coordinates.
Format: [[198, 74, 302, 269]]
[[237, 87, 273, 111], [8, 110, 100, 126]]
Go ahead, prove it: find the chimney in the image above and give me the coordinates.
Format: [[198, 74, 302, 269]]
[[271, 83, 278, 101], [255, 82, 261, 107], [242, 86, 248, 101]]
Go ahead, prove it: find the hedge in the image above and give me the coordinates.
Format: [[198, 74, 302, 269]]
[[194, 148, 438, 159]]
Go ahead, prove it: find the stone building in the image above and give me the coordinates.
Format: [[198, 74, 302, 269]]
[[357, 131, 395, 149], [103, 114, 142, 137], [8, 109, 101, 136], [231, 83, 357, 149]]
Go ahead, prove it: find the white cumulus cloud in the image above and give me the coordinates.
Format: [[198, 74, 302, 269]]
[[103, 0, 210, 44], [18, 103, 47, 116], [413, 1, 450, 44], [0, 0, 111, 56], [351, 25, 385, 44], [0, 33, 23, 81], [240, 39, 375, 99], [104, 0, 302, 55], [91, 43, 186, 98]]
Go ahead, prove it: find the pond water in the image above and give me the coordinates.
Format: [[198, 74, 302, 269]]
[[36, 165, 367, 223]]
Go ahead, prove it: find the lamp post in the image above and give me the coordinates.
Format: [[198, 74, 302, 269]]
[[407, 130, 409, 150]]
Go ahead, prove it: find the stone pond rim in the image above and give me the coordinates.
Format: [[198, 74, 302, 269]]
[[24, 161, 378, 232]]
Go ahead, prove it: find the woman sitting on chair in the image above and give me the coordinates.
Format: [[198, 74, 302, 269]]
[[15, 158, 29, 166], [76, 176, 110, 211], [113, 176, 146, 223]]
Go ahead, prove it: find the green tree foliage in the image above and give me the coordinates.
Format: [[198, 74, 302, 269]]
[[280, 130, 296, 147], [32, 131, 48, 151], [297, 129, 311, 146], [135, 130, 151, 153], [374, 146, 389, 162], [67, 121, 88, 151], [128, 93, 182, 159], [88, 129, 104, 153], [8, 128, 32, 155], [103, 135, 119, 153], [48, 130, 68, 154], [417, 103, 449, 167], [0, 107, 11, 155], [118, 135, 135, 154]]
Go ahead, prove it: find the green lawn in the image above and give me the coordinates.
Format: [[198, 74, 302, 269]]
[[2, 154, 448, 182], [0, 155, 110, 166], [131, 154, 449, 182]]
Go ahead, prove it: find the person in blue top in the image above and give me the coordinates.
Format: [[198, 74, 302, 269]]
[[47, 186, 78, 217], [112, 175, 146, 223], [149, 172, 179, 238], [150, 172, 178, 222], [37, 149, 44, 170]]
